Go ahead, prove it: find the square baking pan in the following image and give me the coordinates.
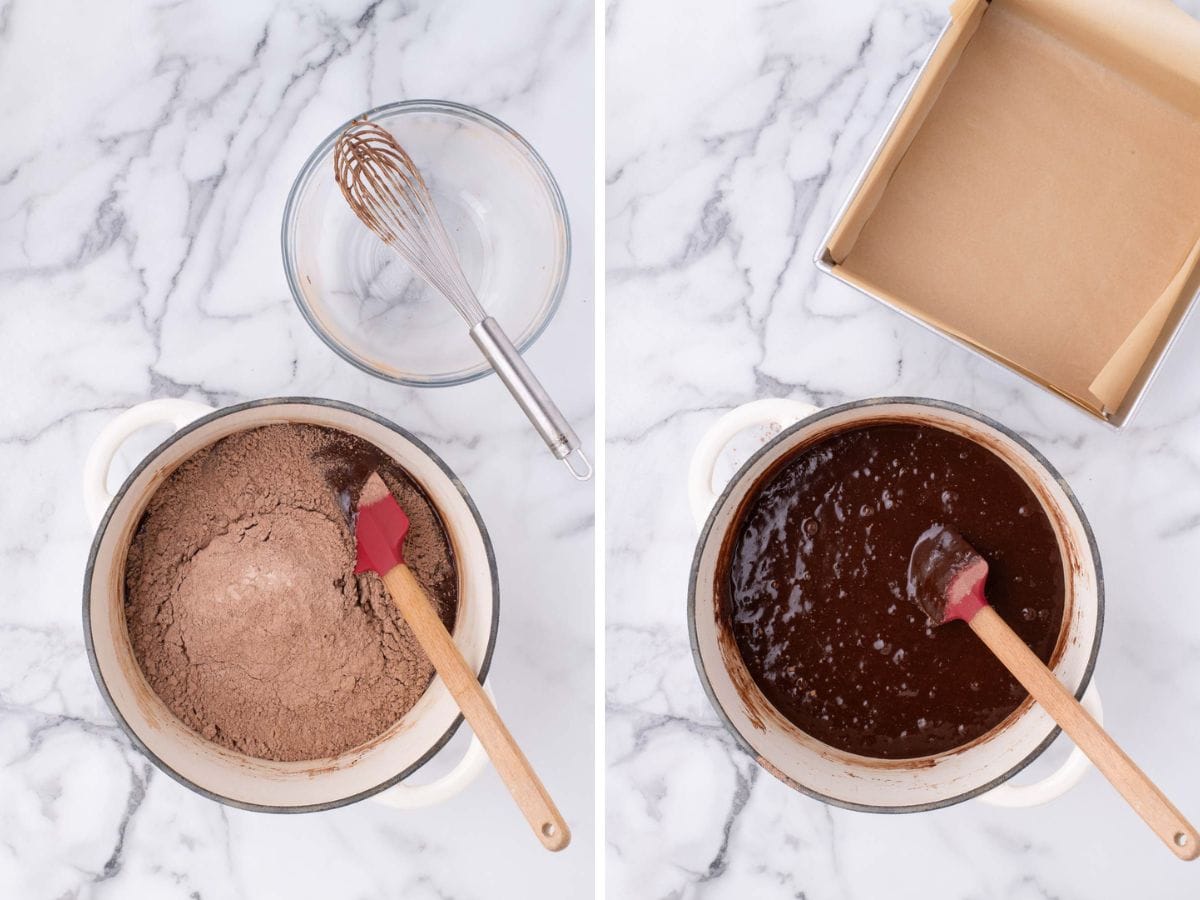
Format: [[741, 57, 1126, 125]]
[[816, 0, 1200, 428]]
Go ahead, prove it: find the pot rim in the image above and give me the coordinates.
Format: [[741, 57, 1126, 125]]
[[82, 396, 501, 814], [687, 396, 1105, 814]]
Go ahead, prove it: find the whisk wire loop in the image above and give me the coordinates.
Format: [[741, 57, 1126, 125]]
[[334, 121, 487, 325]]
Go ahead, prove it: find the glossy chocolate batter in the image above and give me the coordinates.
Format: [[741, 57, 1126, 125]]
[[725, 423, 1064, 759]]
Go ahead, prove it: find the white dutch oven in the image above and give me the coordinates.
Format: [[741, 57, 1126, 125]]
[[688, 397, 1104, 812], [83, 397, 499, 813]]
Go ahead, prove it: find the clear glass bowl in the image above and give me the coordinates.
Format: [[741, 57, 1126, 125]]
[[282, 100, 570, 386]]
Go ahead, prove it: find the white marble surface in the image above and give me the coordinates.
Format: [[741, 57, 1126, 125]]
[[606, 0, 1200, 897], [0, 0, 593, 897]]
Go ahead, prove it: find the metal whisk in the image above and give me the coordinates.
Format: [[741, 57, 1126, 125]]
[[334, 119, 591, 480]]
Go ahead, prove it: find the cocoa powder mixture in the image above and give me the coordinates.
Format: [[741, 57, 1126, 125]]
[[124, 423, 457, 762]]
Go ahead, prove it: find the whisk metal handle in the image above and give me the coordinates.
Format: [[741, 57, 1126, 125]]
[[470, 317, 592, 481]]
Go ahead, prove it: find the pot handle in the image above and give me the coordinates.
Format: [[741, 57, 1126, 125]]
[[83, 399, 215, 527], [688, 398, 821, 527], [372, 682, 496, 810], [977, 680, 1104, 808]]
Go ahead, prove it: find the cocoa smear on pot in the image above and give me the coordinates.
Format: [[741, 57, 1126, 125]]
[[124, 424, 457, 762]]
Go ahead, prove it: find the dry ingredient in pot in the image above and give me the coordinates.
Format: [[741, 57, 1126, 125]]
[[124, 423, 457, 762]]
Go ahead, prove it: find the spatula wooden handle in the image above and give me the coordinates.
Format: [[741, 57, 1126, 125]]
[[970, 605, 1198, 860], [381, 564, 570, 851]]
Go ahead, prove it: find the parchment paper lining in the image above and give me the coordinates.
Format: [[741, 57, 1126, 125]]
[[826, 0, 1200, 420]]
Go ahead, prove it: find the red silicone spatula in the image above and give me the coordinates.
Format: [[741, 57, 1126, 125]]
[[908, 524, 1198, 860], [356, 472, 570, 851]]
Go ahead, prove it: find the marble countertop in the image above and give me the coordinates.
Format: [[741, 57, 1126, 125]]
[[0, 0, 593, 897], [606, 0, 1200, 897]]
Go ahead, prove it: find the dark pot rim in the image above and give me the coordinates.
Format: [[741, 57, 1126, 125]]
[[82, 396, 501, 814], [687, 396, 1104, 814]]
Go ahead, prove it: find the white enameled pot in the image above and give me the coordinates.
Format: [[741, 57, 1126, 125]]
[[688, 397, 1104, 812], [82, 397, 499, 813]]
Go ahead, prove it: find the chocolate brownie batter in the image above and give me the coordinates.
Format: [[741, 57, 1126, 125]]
[[725, 424, 1064, 759], [124, 424, 457, 762]]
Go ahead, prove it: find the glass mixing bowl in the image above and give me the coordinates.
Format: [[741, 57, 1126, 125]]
[[282, 100, 570, 386]]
